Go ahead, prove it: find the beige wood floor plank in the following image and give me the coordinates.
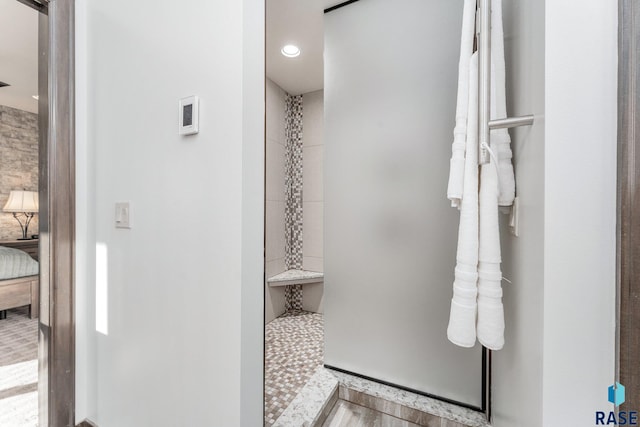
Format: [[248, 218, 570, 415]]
[[323, 400, 423, 427]]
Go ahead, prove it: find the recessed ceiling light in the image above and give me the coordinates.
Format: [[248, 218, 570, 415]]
[[32, 95, 39, 100], [281, 44, 301, 58]]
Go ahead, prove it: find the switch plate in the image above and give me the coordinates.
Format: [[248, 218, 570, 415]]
[[115, 202, 131, 229]]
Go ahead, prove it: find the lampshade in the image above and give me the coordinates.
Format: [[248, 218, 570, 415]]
[[3, 191, 39, 213]]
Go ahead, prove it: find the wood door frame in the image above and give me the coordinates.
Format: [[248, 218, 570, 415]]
[[21, 0, 77, 425], [618, 0, 639, 413]]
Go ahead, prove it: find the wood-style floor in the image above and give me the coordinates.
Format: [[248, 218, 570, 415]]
[[323, 400, 422, 427]]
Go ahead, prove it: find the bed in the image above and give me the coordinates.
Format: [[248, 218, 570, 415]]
[[0, 246, 39, 319]]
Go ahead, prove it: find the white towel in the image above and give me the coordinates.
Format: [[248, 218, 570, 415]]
[[447, 53, 479, 348], [490, 0, 515, 207], [447, 0, 478, 209], [475, 0, 508, 350], [447, 0, 512, 350], [477, 93, 505, 350]]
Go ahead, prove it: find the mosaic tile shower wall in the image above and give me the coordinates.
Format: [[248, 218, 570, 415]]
[[284, 284, 303, 311], [284, 94, 304, 311], [285, 94, 303, 270]]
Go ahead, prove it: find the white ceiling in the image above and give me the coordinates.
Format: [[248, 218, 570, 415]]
[[0, 0, 38, 114], [267, 0, 344, 95], [1, 0, 339, 108]]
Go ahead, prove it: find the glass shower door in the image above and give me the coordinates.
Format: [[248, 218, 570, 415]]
[[323, 0, 483, 408]]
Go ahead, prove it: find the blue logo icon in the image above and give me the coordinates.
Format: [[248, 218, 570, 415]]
[[608, 382, 626, 407], [596, 383, 636, 425]]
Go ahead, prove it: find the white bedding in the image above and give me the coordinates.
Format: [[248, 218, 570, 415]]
[[0, 246, 39, 280]]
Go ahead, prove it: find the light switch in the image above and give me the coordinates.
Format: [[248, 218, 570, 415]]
[[115, 202, 131, 229]]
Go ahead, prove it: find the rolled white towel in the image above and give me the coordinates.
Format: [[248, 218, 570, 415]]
[[476, 186, 506, 350], [448, 53, 479, 348], [448, 266, 479, 347], [477, 265, 505, 350], [448, 0, 513, 350], [447, 0, 477, 208], [477, 153, 505, 350], [490, 0, 516, 207]]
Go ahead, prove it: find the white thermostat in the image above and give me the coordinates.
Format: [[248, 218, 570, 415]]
[[179, 96, 199, 135]]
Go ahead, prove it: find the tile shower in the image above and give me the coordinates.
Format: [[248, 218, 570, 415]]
[[264, 78, 325, 424], [265, 79, 324, 319], [264, 311, 323, 425], [284, 94, 304, 272]]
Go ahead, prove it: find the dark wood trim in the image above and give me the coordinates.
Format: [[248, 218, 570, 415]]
[[38, 0, 76, 426], [617, 0, 640, 412], [76, 420, 98, 427]]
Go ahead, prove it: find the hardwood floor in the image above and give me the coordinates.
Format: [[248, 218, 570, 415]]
[[323, 400, 422, 427]]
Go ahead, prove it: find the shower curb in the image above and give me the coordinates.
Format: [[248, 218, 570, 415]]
[[273, 367, 491, 427]]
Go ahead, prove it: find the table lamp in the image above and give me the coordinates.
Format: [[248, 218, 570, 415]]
[[3, 190, 39, 240]]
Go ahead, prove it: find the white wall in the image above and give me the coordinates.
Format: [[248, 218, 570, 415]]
[[75, 0, 264, 425], [75, 0, 97, 421], [302, 89, 324, 313], [543, 0, 617, 425], [492, 0, 545, 425], [72, 0, 618, 424], [494, 1, 617, 425], [240, 0, 266, 421], [265, 78, 287, 323]]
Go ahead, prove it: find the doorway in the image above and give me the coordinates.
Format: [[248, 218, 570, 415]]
[[264, 1, 487, 425], [0, 2, 43, 425], [0, 0, 76, 426], [263, 1, 327, 424]]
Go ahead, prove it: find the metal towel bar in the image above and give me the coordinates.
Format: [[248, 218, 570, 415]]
[[489, 115, 534, 130], [478, 0, 534, 164]]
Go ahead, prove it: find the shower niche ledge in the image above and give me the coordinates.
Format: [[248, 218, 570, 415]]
[[268, 269, 324, 287]]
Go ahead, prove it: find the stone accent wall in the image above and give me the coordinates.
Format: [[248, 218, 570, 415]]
[[0, 106, 39, 241]]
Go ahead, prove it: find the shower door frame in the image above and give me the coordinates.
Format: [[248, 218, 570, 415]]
[[322, 0, 491, 419]]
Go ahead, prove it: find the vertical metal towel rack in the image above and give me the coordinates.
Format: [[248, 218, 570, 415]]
[[478, 0, 534, 165]]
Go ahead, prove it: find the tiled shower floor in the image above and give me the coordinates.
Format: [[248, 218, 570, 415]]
[[264, 310, 324, 426]]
